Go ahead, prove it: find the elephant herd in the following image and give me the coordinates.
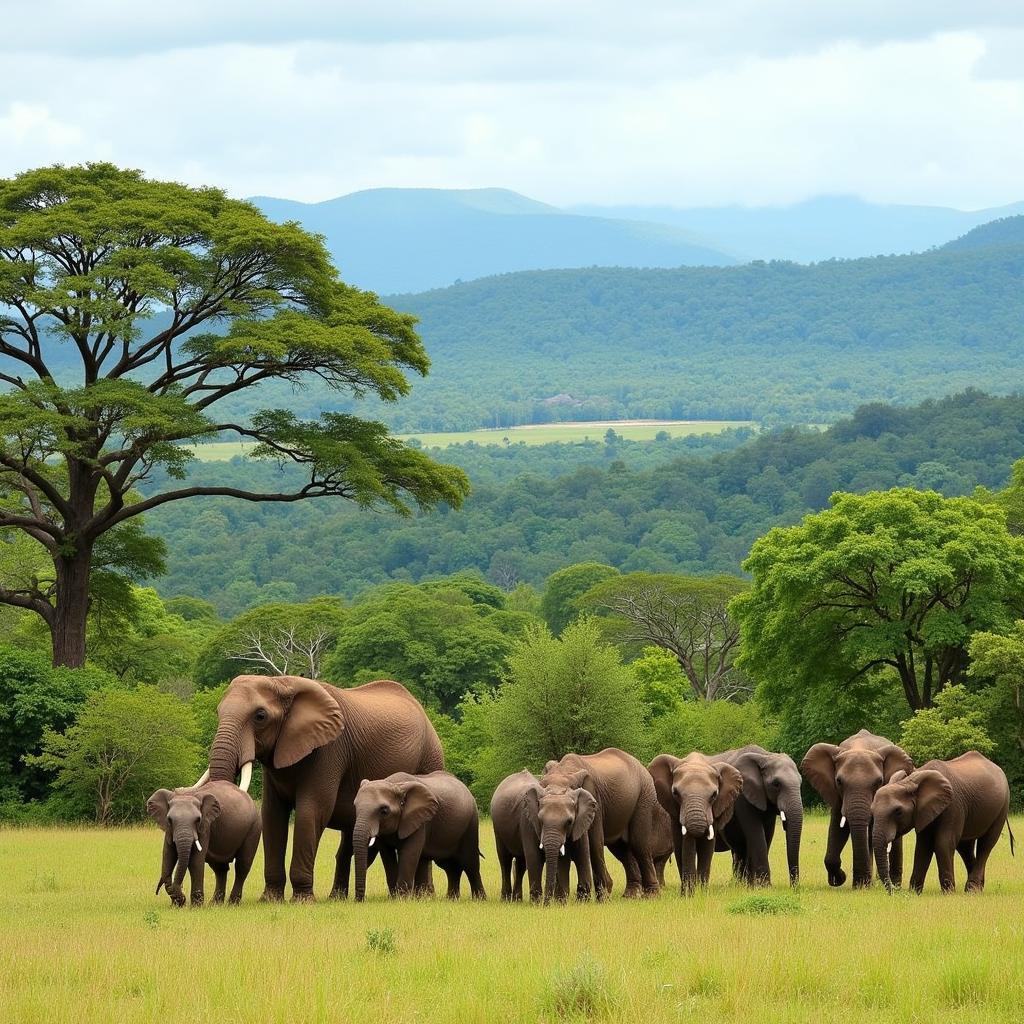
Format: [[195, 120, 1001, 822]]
[[145, 675, 1015, 907]]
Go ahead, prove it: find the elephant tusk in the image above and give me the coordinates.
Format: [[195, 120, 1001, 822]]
[[707, 825, 714, 841], [368, 835, 375, 848], [840, 816, 846, 829], [680, 824, 687, 836], [195, 840, 202, 852], [539, 842, 544, 850], [779, 810, 786, 822], [560, 845, 565, 856], [238, 762, 253, 793], [887, 842, 892, 854], [193, 769, 210, 789]]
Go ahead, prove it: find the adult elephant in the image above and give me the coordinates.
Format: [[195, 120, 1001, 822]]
[[542, 748, 662, 899], [801, 730, 913, 889], [199, 674, 443, 901], [713, 746, 803, 886]]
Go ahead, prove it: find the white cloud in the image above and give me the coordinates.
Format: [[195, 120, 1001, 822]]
[[0, 4, 1022, 208]]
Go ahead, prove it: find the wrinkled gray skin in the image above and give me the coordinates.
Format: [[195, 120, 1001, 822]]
[[872, 752, 1013, 893], [352, 771, 485, 901], [147, 781, 261, 907], [543, 748, 663, 899], [491, 770, 597, 903], [649, 752, 743, 893], [713, 746, 804, 886], [802, 730, 913, 889]]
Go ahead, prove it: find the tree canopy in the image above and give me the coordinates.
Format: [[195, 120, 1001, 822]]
[[0, 163, 467, 665], [734, 489, 1024, 711]]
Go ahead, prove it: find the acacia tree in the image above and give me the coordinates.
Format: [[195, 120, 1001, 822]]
[[581, 572, 749, 701], [734, 489, 1024, 712], [0, 164, 468, 666]]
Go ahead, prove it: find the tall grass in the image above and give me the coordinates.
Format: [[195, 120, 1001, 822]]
[[0, 815, 1021, 1023]]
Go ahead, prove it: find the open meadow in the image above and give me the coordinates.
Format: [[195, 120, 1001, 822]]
[[2, 815, 1022, 1024]]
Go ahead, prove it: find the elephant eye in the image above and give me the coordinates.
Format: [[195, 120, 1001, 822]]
[[380, 805, 390, 815], [254, 708, 268, 723]]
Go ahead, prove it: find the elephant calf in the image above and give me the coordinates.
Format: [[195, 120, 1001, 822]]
[[353, 771, 486, 901], [491, 769, 596, 903], [871, 751, 1014, 893], [147, 781, 261, 907]]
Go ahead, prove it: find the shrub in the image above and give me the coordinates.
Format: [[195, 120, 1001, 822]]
[[545, 955, 616, 1019], [647, 698, 772, 761], [898, 685, 995, 764]]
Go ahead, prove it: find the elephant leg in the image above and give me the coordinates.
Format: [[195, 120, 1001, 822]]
[[260, 782, 290, 902], [210, 862, 228, 904], [696, 838, 715, 886], [824, 806, 849, 887], [511, 856, 525, 901], [967, 819, 1003, 892], [608, 840, 638, 897], [395, 832, 427, 896], [910, 830, 934, 893], [574, 836, 594, 900], [588, 817, 610, 900], [934, 833, 957, 893], [442, 862, 462, 900], [379, 845, 399, 895], [289, 798, 327, 901], [497, 842, 514, 901], [680, 834, 699, 894], [556, 855, 571, 901], [330, 831, 352, 900], [188, 850, 205, 907], [413, 855, 433, 897], [738, 810, 770, 887], [524, 843, 543, 903], [887, 834, 904, 890], [230, 823, 261, 904]]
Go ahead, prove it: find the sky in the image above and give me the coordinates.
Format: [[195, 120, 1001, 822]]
[[2, 1, 1024, 209]]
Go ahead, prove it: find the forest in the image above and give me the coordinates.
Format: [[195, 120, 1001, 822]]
[[143, 390, 1024, 613]]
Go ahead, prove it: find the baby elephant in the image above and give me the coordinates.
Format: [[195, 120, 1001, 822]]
[[871, 751, 1014, 893], [352, 771, 486, 901], [147, 781, 261, 907]]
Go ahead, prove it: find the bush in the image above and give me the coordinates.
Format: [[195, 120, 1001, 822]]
[[646, 698, 772, 761], [28, 685, 201, 824], [728, 892, 801, 916], [545, 955, 616, 1020], [898, 685, 995, 764]]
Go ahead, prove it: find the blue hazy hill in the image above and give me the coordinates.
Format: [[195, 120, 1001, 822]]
[[250, 187, 736, 293]]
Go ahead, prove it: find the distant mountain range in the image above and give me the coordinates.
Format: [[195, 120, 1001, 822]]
[[250, 187, 1024, 293], [251, 188, 734, 294]]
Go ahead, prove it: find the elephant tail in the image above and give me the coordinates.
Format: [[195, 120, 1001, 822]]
[[1007, 819, 1016, 857]]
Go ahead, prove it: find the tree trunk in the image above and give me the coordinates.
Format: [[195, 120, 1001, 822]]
[[51, 549, 93, 668]]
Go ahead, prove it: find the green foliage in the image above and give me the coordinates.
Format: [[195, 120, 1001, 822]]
[[646, 699, 772, 760], [541, 562, 620, 634], [735, 488, 1024, 713], [0, 162, 468, 665], [0, 645, 115, 802], [630, 647, 689, 719], [29, 685, 200, 824], [545, 954, 616, 1020], [727, 892, 802, 916], [322, 583, 529, 713], [898, 685, 995, 764], [142, 392, 1024, 610], [458, 619, 646, 800]]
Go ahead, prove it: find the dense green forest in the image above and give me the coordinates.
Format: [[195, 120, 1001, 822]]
[[143, 391, 1024, 615]]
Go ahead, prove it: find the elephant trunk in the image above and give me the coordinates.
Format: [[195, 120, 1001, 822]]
[[353, 820, 372, 902], [845, 797, 873, 888], [680, 832, 698, 893], [543, 829, 564, 904], [780, 791, 803, 886], [169, 829, 194, 899], [873, 829, 893, 892], [207, 712, 255, 785], [682, 797, 713, 839]]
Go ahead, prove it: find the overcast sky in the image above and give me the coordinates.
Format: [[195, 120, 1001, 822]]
[[2, 1, 1023, 208]]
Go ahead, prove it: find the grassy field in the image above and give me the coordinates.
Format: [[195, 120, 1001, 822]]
[[2, 815, 1021, 1023], [188, 420, 752, 460]]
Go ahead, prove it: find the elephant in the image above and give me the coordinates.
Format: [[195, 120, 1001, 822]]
[[871, 751, 1014, 893], [649, 752, 743, 893], [542, 748, 663, 899], [352, 771, 485, 900], [712, 745, 803, 886], [801, 730, 913, 888], [198, 674, 443, 901], [491, 769, 596, 903], [146, 781, 261, 907]]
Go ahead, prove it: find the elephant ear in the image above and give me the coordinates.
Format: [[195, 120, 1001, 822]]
[[649, 754, 680, 817], [199, 792, 222, 836], [572, 789, 598, 841], [734, 752, 769, 812], [880, 744, 915, 782], [273, 676, 345, 770], [146, 789, 173, 830], [888, 769, 909, 785], [713, 763, 744, 827], [800, 743, 841, 806], [911, 770, 953, 831], [562, 769, 589, 790], [521, 782, 543, 843], [396, 781, 440, 839]]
